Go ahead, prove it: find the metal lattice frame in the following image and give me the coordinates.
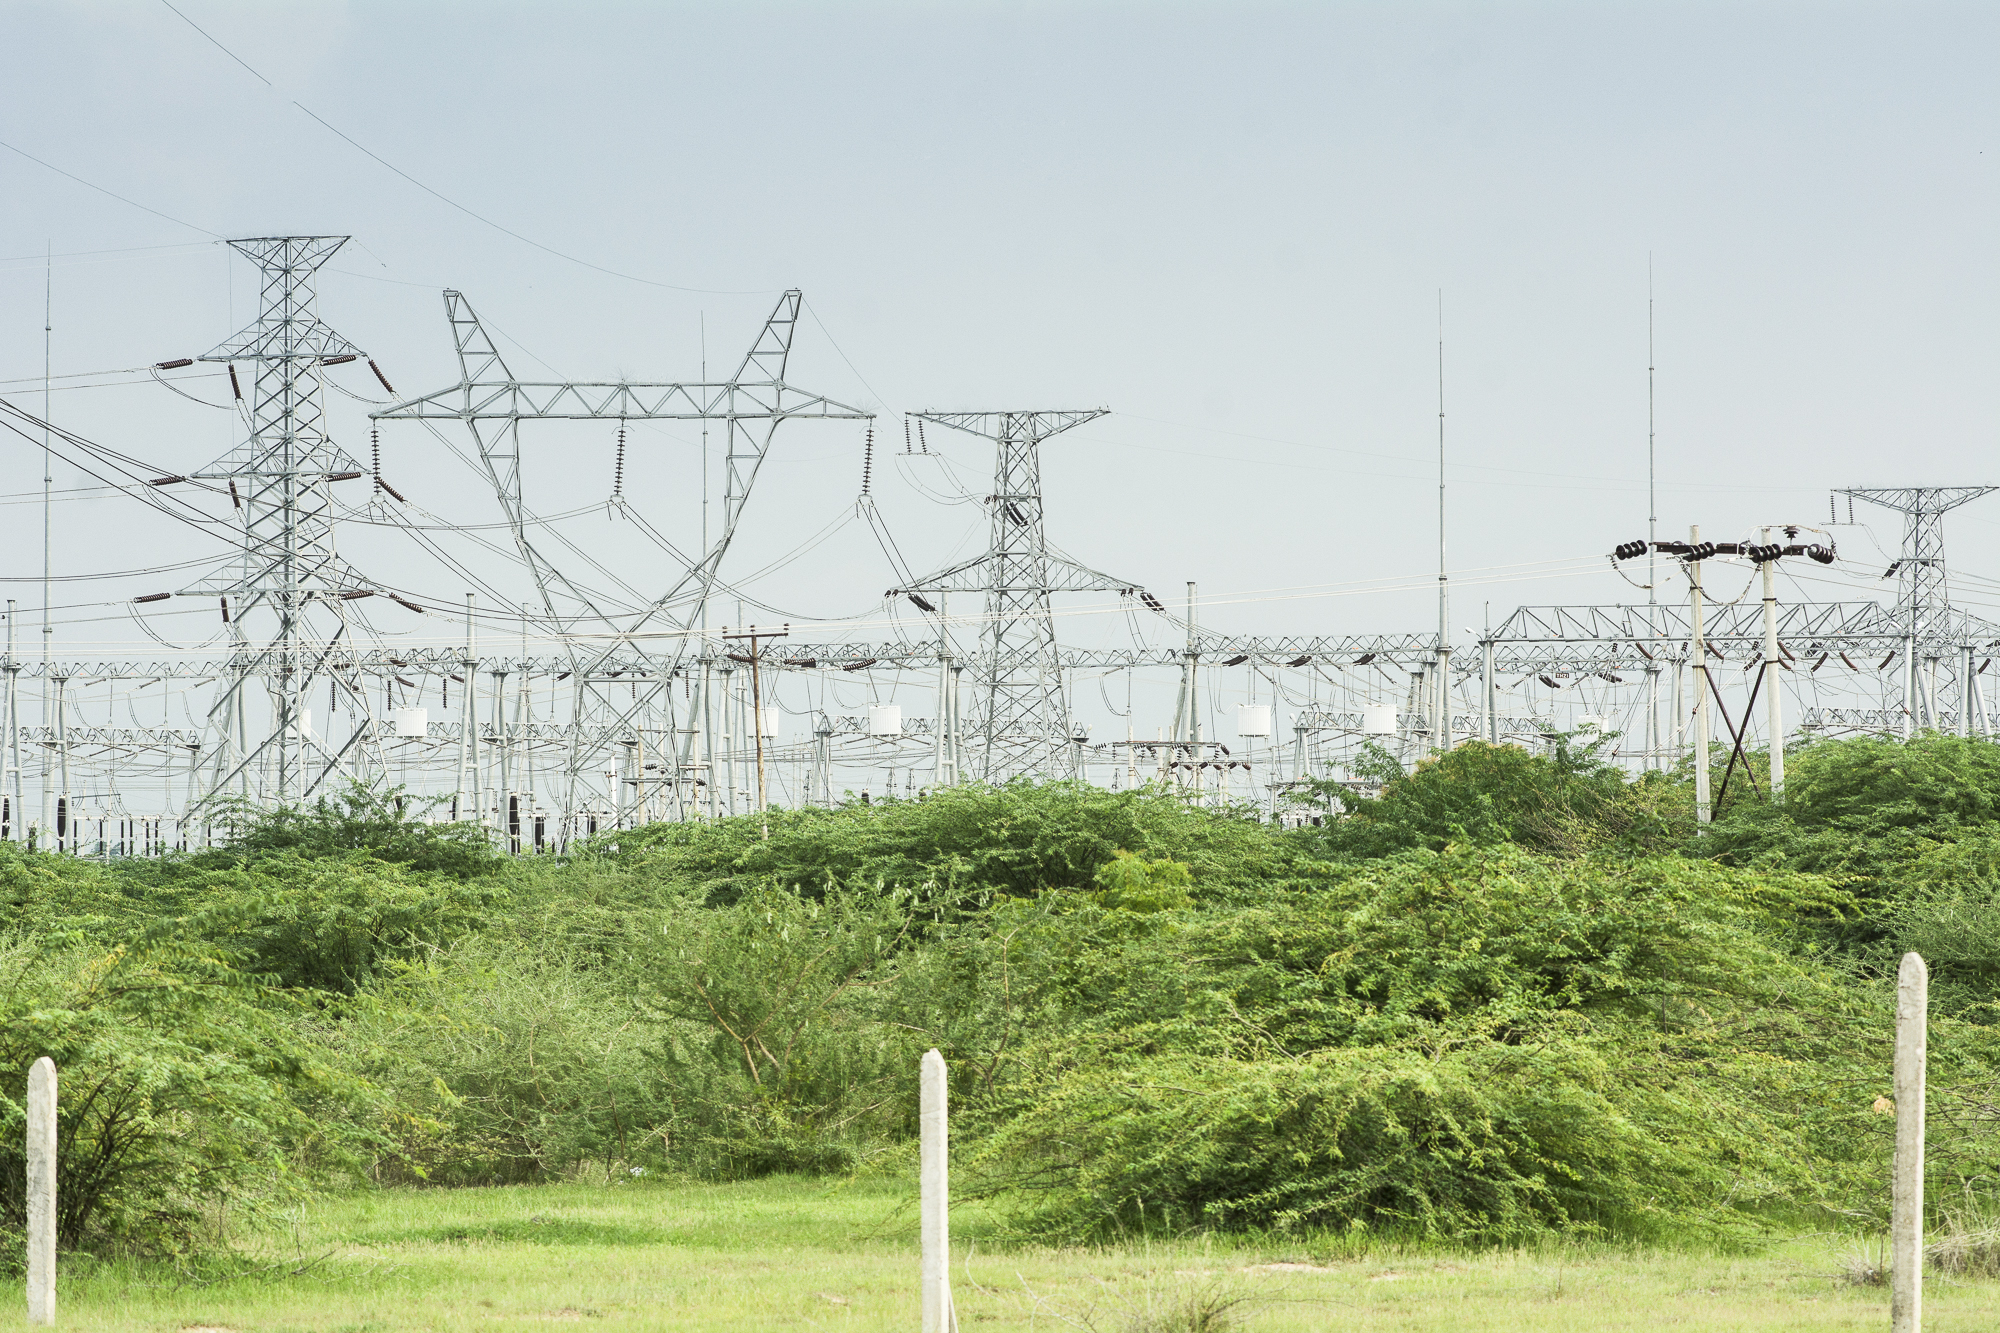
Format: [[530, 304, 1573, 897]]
[[374, 290, 871, 833], [187, 236, 379, 805], [904, 410, 1116, 781]]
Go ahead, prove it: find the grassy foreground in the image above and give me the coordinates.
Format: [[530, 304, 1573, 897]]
[[6, 1177, 2000, 1332]]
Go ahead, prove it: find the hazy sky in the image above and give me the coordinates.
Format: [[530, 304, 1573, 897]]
[[2, 1, 1996, 660]]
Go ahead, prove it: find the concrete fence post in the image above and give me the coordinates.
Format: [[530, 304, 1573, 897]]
[[1892, 953, 1928, 1333], [26, 1056, 56, 1326], [921, 1048, 955, 1333]]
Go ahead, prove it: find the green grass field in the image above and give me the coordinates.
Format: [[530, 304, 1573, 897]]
[[8, 1176, 1998, 1332]]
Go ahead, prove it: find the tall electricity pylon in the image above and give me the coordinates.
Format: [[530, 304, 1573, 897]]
[[900, 410, 1137, 782], [1836, 486, 1997, 730], [375, 290, 871, 834], [187, 236, 380, 806]]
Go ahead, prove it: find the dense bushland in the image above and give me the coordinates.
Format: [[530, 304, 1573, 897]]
[[9, 737, 2000, 1256]]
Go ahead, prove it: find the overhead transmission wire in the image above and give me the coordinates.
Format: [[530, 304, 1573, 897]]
[[155, 0, 771, 297]]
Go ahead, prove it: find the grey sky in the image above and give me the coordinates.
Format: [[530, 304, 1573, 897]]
[[2, 1, 1995, 660]]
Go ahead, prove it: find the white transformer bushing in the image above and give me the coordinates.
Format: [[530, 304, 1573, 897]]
[[867, 704, 903, 736], [1362, 703, 1399, 736], [1236, 704, 1272, 738]]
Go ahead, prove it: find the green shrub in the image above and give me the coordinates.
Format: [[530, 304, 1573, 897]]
[[0, 930, 372, 1257], [342, 937, 670, 1184], [634, 879, 934, 1175], [962, 845, 1879, 1241], [599, 780, 1283, 904]]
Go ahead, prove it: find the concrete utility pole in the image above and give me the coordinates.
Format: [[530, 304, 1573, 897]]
[[920, 1049, 956, 1333], [1689, 528, 1711, 827], [26, 1056, 56, 1326], [1891, 951, 1929, 1333], [1761, 535, 1785, 798]]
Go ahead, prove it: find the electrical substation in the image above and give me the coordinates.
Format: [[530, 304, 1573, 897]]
[[2, 235, 1995, 855]]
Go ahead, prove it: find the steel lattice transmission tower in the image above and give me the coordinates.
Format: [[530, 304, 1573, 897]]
[[902, 409, 1135, 782], [1836, 486, 1998, 727], [1837, 487, 1997, 641], [374, 289, 871, 833], [188, 236, 378, 805]]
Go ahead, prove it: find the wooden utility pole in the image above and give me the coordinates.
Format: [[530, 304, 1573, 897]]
[[721, 625, 787, 830]]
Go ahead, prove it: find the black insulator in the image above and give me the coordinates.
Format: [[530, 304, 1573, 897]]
[[1750, 543, 1782, 564], [395, 677, 415, 687], [227, 363, 242, 400], [904, 416, 912, 453], [918, 419, 928, 452], [321, 354, 359, 366], [1704, 644, 1723, 660], [614, 423, 627, 497], [556, 672, 572, 681], [341, 590, 375, 600], [1006, 502, 1028, 526], [843, 658, 878, 671], [391, 596, 424, 613], [1685, 542, 1716, 562], [220, 596, 231, 623], [1222, 654, 1249, 666], [450, 673, 466, 684], [1288, 655, 1311, 667], [1354, 652, 1376, 665], [1811, 654, 1828, 673], [861, 427, 873, 494], [133, 593, 171, 604], [1784, 525, 1799, 538], [794, 658, 816, 668], [1633, 642, 1655, 661], [1808, 544, 1836, 564], [372, 426, 381, 493], [1877, 653, 1896, 670], [1140, 591, 1165, 614], [1982, 660, 1993, 676], [146, 475, 185, 486], [1840, 653, 1858, 670], [1539, 675, 1560, 689], [908, 592, 937, 613], [379, 479, 407, 503], [155, 357, 194, 370], [369, 359, 396, 394], [727, 652, 754, 664], [228, 480, 241, 508], [1715, 542, 1743, 556], [327, 471, 364, 482], [1613, 540, 1647, 560]]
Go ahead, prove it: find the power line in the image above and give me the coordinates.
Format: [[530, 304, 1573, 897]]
[[0, 137, 220, 238], [154, 0, 773, 297]]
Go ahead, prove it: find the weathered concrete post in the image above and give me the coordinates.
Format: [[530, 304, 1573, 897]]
[[920, 1048, 955, 1333], [1892, 953, 1928, 1333], [26, 1056, 56, 1326]]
